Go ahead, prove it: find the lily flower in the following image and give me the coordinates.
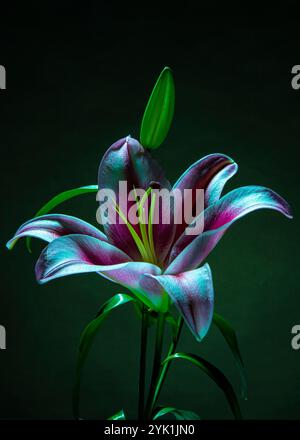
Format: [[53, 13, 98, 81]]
[[7, 136, 292, 341]]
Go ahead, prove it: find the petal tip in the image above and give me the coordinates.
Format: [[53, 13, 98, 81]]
[[6, 240, 13, 250], [202, 262, 212, 277], [279, 198, 293, 219], [285, 206, 293, 219], [6, 237, 17, 251]]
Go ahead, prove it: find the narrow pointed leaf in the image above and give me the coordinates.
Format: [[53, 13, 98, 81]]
[[108, 409, 126, 420], [140, 67, 175, 149], [153, 406, 201, 420], [26, 185, 98, 252], [213, 312, 247, 399], [163, 352, 242, 420], [73, 293, 136, 420]]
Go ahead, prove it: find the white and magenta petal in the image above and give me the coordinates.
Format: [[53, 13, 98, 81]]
[[205, 161, 238, 206], [102, 262, 165, 311], [172, 154, 237, 242], [35, 234, 131, 282], [167, 185, 293, 273], [35, 234, 165, 311], [145, 264, 214, 341], [97, 136, 172, 260], [6, 214, 108, 250], [98, 136, 171, 195]]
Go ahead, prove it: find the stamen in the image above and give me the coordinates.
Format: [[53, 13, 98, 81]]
[[134, 187, 154, 263], [111, 189, 159, 266], [148, 191, 157, 264], [111, 197, 149, 262]]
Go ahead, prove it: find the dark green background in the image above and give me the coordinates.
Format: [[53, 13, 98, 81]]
[[0, 3, 299, 419]]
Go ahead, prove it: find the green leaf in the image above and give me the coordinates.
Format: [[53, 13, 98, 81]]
[[25, 185, 98, 252], [73, 293, 136, 420], [108, 409, 126, 420], [153, 406, 201, 420], [213, 312, 247, 399], [163, 352, 242, 420], [140, 66, 175, 149]]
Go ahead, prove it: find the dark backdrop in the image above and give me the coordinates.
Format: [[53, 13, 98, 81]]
[[0, 2, 299, 419]]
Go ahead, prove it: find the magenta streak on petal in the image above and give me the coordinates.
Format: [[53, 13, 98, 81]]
[[166, 185, 293, 274], [145, 264, 214, 341], [97, 136, 172, 260], [35, 234, 131, 282], [171, 154, 237, 244], [6, 214, 108, 250], [151, 191, 176, 266], [34, 233, 165, 311]]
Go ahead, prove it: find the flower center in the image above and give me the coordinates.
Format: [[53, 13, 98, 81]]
[[112, 188, 158, 265]]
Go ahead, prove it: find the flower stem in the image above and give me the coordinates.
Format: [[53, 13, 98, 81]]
[[145, 312, 166, 419], [148, 316, 183, 417], [138, 306, 148, 420]]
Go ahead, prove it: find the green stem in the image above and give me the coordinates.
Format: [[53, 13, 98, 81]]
[[148, 316, 183, 417], [138, 306, 148, 420], [145, 312, 166, 419]]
